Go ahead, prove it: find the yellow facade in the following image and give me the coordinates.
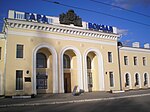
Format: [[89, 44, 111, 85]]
[[0, 10, 149, 96], [0, 34, 5, 95], [120, 47, 150, 90]]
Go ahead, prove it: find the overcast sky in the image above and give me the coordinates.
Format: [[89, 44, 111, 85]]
[[0, 0, 150, 46]]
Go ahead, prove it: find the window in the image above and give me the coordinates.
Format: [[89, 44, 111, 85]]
[[87, 56, 92, 69], [133, 57, 137, 65], [108, 52, 112, 63], [63, 54, 71, 69], [16, 70, 23, 90], [135, 73, 139, 86], [144, 73, 148, 85], [124, 56, 128, 65], [143, 57, 146, 66], [109, 72, 114, 87], [36, 53, 47, 68], [0, 47, 1, 60], [125, 73, 129, 86], [16, 44, 24, 58]]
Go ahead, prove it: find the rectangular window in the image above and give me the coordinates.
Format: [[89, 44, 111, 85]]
[[124, 56, 128, 65], [16, 70, 23, 90], [108, 52, 112, 63], [0, 47, 1, 60], [143, 57, 146, 66], [16, 44, 24, 58], [109, 72, 114, 87], [133, 57, 137, 65]]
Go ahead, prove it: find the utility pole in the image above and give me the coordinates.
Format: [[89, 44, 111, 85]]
[[117, 42, 123, 91]]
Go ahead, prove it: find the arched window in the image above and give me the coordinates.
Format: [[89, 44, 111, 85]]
[[63, 54, 71, 69], [87, 56, 92, 69], [36, 53, 47, 68], [144, 73, 148, 85], [125, 73, 129, 86], [135, 73, 139, 86]]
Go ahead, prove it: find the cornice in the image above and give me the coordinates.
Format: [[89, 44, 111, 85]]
[[120, 47, 150, 53], [6, 19, 120, 40]]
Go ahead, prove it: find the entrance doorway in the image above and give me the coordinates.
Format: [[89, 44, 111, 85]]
[[36, 48, 52, 94], [36, 73, 48, 89], [86, 52, 99, 91], [64, 73, 71, 93]]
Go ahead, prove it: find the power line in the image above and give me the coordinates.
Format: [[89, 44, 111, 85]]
[[42, 0, 150, 27], [90, 0, 150, 18]]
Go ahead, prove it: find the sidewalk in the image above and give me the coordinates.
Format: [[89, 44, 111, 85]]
[[0, 89, 150, 108]]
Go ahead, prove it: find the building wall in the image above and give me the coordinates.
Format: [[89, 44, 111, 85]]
[[2, 17, 150, 96], [1, 10, 150, 96], [4, 19, 120, 95], [0, 37, 5, 95], [120, 47, 150, 90]]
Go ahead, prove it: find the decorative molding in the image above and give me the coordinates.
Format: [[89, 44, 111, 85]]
[[6, 19, 119, 41], [120, 47, 150, 53], [59, 10, 82, 27], [8, 30, 117, 46]]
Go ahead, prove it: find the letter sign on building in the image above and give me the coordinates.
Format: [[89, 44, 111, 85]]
[[88, 23, 113, 33], [24, 12, 48, 24]]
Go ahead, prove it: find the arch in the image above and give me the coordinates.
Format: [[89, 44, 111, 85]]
[[124, 72, 132, 89], [143, 72, 150, 87], [134, 73, 141, 88], [59, 46, 83, 93], [32, 43, 58, 95], [83, 48, 104, 91]]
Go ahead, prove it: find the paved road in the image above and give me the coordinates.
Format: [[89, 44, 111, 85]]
[[1, 89, 150, 106], [1, 95, 150, 112]]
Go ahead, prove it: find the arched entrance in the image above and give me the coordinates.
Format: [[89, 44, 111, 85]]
[[63, 51, 75, 93], [36, 48, 51, 93], [32, 44, 58, 95], [59, 46, 83, 93], [86, 52, 99, 92], [84, 48, 104, 92]]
